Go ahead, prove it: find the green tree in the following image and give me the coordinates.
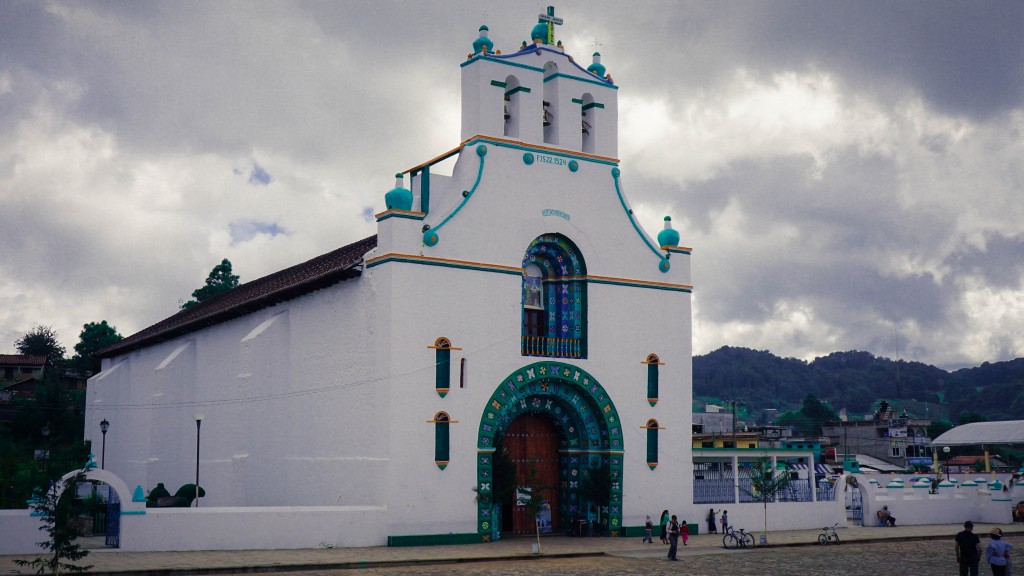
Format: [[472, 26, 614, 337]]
[[776, 394, 838, 436], [741, 457, 792, 543], [14, 468, 93, 574], [15, 325, 66, 368], [70, 321, 123, 376], [516, 463, 551, 554], [181, 259, 240, 309], [958, 411, 988, 425], [927, 419, 954, 439]]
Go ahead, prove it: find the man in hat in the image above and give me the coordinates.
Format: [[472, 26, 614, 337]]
[[955, 520, 982, 576]]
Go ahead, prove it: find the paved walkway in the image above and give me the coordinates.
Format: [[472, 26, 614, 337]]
[[2, 523, 1022, 575]]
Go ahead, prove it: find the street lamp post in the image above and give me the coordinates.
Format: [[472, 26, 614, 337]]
[[194, 414, 203, 507], [942, 446, 951, 481], [100, 419, 110, 470], [41, 423, 50, 477]]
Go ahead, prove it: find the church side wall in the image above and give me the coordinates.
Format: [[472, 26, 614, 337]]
[[85, 276, 387, 511]]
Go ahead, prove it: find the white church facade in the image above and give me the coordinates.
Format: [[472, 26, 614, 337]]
[[84, 11, 697, 546]]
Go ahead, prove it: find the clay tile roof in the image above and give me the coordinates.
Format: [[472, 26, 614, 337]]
[[0, 354, 47, 366], [100, 235, 378, 358]]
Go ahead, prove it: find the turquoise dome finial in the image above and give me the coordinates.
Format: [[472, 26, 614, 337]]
[[531, 20, 548, 44], [385, 173, 413, 211], [472, 24, 494, 54], [587, 52, 607, 78], [657, 216, 680, 248]]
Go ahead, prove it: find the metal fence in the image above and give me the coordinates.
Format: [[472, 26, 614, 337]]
[[693, 479, 736, 504], [695, 477, 835, 504]]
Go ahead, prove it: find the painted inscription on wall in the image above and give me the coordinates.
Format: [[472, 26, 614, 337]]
[[536, 153, 567, 167], [541, 209, 570, 221]]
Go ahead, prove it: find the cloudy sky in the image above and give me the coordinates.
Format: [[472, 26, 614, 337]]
[[2, 1, 1022, 370]]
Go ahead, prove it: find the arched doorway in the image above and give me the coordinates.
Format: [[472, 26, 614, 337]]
[[475, 361, 623, 541], [54, 466, 144, 549], [502, 413, 561, 534]]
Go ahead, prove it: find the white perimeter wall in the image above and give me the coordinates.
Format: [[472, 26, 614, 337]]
[[857, 473, 1016, 526], [0, 507, 385, 554]]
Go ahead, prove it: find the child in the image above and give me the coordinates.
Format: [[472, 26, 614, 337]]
[[681, 519, 690, 546], [643, 515, 654, 543]]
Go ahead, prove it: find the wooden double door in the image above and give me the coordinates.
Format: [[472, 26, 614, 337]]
[[502, 413, 561, 535]]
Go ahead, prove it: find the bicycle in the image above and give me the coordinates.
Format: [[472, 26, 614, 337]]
[[817, 522, 840, 545], [722, 526, 756, 549]]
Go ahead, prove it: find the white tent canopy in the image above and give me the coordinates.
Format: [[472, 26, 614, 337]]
[[930, 420, 1024, 446]]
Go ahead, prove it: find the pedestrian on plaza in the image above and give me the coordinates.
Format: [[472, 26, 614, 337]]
[[706, 508, 718, 534], [660, 509, 670, 544], [879, 505, 896, 526], [956, 520, 982, 576], [643, 515, 654, 543], [667, 515, 680, 561], [985, 527, 1012, 576], [721, 509, 729, 533], [681, 519, 690, 546]]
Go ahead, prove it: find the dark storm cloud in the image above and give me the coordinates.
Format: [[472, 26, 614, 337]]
[[0, 1, 1020, 368], [948, 234, 1024, 290]]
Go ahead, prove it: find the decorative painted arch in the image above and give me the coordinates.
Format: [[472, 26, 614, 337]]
[[521, 234, 587, 359], [55, 466, 147, 515], [475, 361, 623, 540]]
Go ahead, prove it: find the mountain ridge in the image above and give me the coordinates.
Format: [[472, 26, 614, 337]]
[[692, 346, 1024, 424]]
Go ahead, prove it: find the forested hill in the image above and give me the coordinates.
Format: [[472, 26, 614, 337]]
[[692, 347, 1024, 423]]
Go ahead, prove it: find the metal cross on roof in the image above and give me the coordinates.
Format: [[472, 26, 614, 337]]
[[538, 6, 563, 45]]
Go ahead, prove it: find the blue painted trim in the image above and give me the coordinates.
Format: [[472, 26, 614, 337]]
[[376, 211, 427, 223], [460, 55, 545, 73], [544, 70, 614, 88], [611, 167, 670, 272], [367, 255, 522, 276], [421, 165, 430, 214], [665, 246, 691, 255], [121, 510, 146, 515], [505, 86, 532, 95], [543, 72, 618, 90], [589, 277, 691, 293], [582, 102, 605, 110], [423, 145, 487, 246], [490, 80, 507, 88], [571, 98, 583, 104], [463, 137, 618, 166], [462, 51, 618, 89]]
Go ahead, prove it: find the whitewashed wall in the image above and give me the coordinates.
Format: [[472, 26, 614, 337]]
[[0, 507, 386, 554], [85, 276, 387, 512], [378, 134, 693, 536], [856, 474, 1015, 526]]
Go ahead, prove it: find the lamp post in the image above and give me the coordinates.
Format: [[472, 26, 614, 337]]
[[100, 419, 110, 470], [41, 423, 50, 476], [942, 446, 951, 481], [194, 413, 203, 507]]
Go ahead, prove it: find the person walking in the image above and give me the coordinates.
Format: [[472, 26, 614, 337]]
[[706, 508, 718, 534], [660, 509, 670, 544], [643, 515, 654, 543], [681, 519, 690, 546], [955, 520, 982, 576], [667, 515, 680, 561], [720, 509, 729, 533], [986, 527, 1012, 576]]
